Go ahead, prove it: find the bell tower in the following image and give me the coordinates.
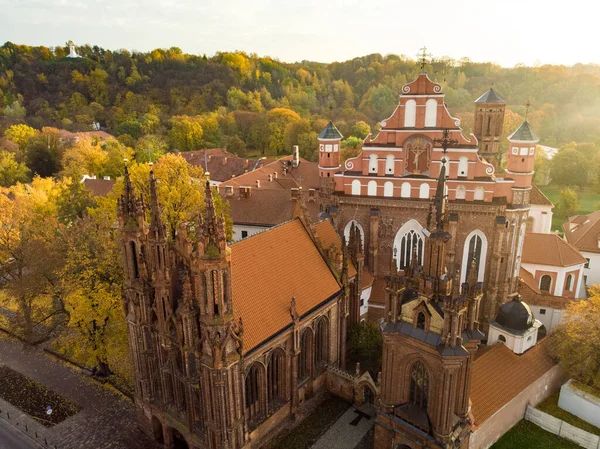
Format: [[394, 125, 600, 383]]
[[474, 88, 506, 170], [318, 121, 342, 198]]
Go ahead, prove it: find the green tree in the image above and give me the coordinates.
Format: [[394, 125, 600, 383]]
[[0, 151, 29, 186], [168, 115, 204, 152], [341, 136, 363, 162], [550, 147, 588, 188], [349, 121, 371, 139], [556, 187, 580, 217], [134, 134, 168, 163], [226, 135, 247, 157]]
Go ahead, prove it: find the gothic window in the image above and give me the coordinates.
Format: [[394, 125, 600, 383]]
[[351, 179, 361, 195], [386, 155, 395, 175], [384, 181, 394, 197], [462, 231, 488, 284], [474, 186, 485, 201], [409, 362, 429, 411], [401, 182, 411, 198], [456, 185, 466, 200], [540, 275, 552, 292], [419, 183, 429, 199], [130, 241, 139, 278], [267, 350, 285, 408], [369, 154, 378, 174], [565, 274, 574, 291], [315, 318, 328, 366], [344, 220, 365, 250], [425, 99, 437, 127], [458, 156, 468, 177], [245, 364, 263, 421], [486, 116, 492, 135], [416, 312, 426, 330], [298, 330, 313, 382], [394, 227, 424, 270], [368, 180, 377, 196], [404, 100, 416, 127]]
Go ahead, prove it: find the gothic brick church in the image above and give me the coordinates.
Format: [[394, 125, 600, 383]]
[[118, 71, 545, 449]]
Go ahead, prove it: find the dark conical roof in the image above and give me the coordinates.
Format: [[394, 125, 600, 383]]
[[508, 120, 538, 142], [318, 121, 343, 140], [495, 296, 534, 331], [475, 88, 505, 104]]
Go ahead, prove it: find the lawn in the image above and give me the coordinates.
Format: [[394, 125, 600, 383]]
[[539, 184, 599, 231], [0, 365, 79, 426], [267, 394, 351, 449], [491, 420, 580, 449], [538, 390, 600, 436]]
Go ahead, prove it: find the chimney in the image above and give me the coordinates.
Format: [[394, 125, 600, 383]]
[[256, 179, 261, 188], [268, 174, 273, 182], [293, 145, 299, 168], [244, 159, 249, 168], [274, 172, 278, 179], [225, 185, 234, 197], [222, 157, 228, 165], [308, 188, 316, 202], [283, 167, 287, 177], [104, 176, 111, 180], [290, 188, 299, 200], [239, 186, 252, 199]]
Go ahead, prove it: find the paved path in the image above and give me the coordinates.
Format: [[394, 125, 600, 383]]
[[311, 405, 375, 449], [0, 335, 160, 449], [0, 419, 35, 449]]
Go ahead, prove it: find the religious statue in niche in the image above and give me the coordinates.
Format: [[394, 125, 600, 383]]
[[404, 136, 432, 175]]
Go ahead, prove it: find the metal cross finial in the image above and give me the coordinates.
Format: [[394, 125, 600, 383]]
[[433, 128, 458, 157], [525, 100, 531, 120], [329, 103, 334, 121], [417, 47, 432, 71]]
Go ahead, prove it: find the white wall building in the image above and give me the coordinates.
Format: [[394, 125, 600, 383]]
[[563, 211, 600, 290], [527, 185, 553, 234]]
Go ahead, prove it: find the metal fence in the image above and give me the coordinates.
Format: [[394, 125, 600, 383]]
[[525, 405, 600, 449], [0, 407, 58, 449]]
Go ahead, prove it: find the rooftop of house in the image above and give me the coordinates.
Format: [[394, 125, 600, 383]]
[[522, 232, 586, 267], [58, 130, 114, 141], [314, 220, 357, 278], [519, 268, 575, 309], [179, 148, 264, 182], [508, 120, 538, 142], [83, 178, 116, 197], [470, 336, 557, 427], [563, 210, 600, 254], [230, 218, 341, 353], [530, 185, 553, 207]]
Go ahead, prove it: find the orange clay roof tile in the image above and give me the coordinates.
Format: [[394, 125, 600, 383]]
[[522, 232, 586, 267]]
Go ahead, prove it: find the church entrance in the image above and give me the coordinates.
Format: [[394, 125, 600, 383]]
[[172, 429, 189, 449]]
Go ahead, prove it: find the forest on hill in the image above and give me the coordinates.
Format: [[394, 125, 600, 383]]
[[1, 41, 600, 166]]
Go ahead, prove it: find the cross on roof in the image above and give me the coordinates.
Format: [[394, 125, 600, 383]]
[[433, 128, 458, 160], [417, 46, 432, 71], [525, 100, 531, 120]]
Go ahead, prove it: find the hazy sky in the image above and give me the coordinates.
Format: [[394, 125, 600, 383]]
[[1, 0, 597, 66]]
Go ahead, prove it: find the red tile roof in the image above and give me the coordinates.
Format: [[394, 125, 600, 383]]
[[519, 268, 574, 309], [470, 338, 557, 426], [83, 179, 116, 197], [230, 219, 341, 353], [180, 149, 262, 182], [314, 220, 357, 278], [522, 232, 586, 267], [563, 210, 600, 254], [530, 185, 553, 207]]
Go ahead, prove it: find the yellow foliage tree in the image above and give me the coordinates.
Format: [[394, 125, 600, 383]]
[[4, 124, 38, 150]]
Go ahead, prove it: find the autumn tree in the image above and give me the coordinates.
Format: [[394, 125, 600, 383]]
[[0, 151, 29, 186], [556, 187, 580, 217], [4, 124, 38, 150], [349, 121, 371, 139], [168, 115, 204, 151]]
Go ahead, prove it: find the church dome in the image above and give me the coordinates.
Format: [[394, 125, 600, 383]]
[[495, 296, 534, 331]]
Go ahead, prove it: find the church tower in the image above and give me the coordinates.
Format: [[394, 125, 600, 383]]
[[474, 88, 506, 170], [374, 155, 484, 449], [506, 120, 539, 206], [318, 121, 343, 198]]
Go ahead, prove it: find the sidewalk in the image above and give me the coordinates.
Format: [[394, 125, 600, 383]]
[[311, 405, 375, 449], [0, 334, 159, 449]]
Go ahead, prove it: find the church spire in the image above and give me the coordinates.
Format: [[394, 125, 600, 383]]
[[199, 181, 227, 258], [149, 166, 166, 241]]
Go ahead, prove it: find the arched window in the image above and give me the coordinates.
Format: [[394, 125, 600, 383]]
[[404, 100, 416, 127], [267, 350, 285, 408], [315, 318, 328, 366], [456, 185, 466, 200], [130, 241, 139, 278], [344, 220, 365, 249], [410, 362, 429, 411], [425, 99, 437, 127], [401, 182, 411, 198], [565, 274, 573, 291], [385, 154, 395, 175], [458, 156, 468, 177], [498, 334, 506, 343], [245, 364, 263, 420], [298, 330, 313, 382], [461, 231, 488, 284], [351, 179, 361, 195], [474, 186, 485, 201], [369, 154, 378, 174], [419, 183, 430, 199], [384, 181, 394, 197], [540, 275, 552, 292], [368, 180, 377, 196], [394, 220, 424, 270], [416, 312, 426, 330]]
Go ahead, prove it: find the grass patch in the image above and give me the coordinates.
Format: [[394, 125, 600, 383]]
[[0, 365, 79, 427], [267, 394, 350, 449], [491, 420, 580, 449], [538, 391, 600, 436], [539, 184, 599, 231]]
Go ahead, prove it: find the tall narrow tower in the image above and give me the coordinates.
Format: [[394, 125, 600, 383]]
[[474, 88, 506, 170], [317, 121, 343, 198], [506, 120, 539, 195]]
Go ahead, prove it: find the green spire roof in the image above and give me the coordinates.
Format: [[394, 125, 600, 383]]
[[508, 121, 538, 142], [475, 88, 505, 103], [318, 121, 343, 140]]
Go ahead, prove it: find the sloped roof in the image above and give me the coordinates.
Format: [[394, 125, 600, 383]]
[[83, 178, 116, 197], [508, 121, 538, 142], [180, 149, 261, 182], [519, 268, 574, 309], [470, 337, 557, 426], [314, 220, 357, 278], [522, 232, 586, 267], [318, 121, 343, 140], [221, 189, 320, 227], [563, 210, 600, 254], [230, 219, 341, 353], [474, 88, 505, 104], [530, 185, 553, 207]]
